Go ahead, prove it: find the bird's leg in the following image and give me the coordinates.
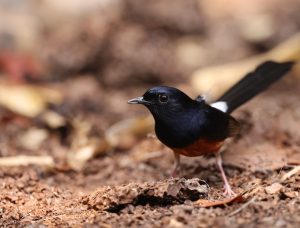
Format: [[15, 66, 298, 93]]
[[171, 152, 181, 177], [216, 152, 236, 197]]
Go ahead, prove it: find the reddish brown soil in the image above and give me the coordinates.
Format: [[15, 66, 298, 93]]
[[0, 81, 300, 227], [1, 0, 300, 227]]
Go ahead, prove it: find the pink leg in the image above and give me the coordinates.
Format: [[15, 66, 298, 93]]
[[171, 152, 180, 177], [216, 152, 236, 197]]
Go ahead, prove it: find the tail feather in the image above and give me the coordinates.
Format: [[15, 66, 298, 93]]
[[217, 61, 294, 113]]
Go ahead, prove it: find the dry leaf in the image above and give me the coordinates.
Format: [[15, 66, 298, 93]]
[[0, 83, 62, 117], [195, 194, 244, 208], [18, 128, 49, 150], [67, 139, 110, 171], [190, 33, 300, 100], [67, 117, 111, 170], [67, 115, 154, 170], [105, 116, 154, 148], [39, 111, 66, 129]]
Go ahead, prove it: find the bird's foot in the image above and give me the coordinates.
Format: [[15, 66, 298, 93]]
[[223, 183, 236, 197]]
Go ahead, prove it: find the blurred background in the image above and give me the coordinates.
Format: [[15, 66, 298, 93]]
[[1, 0, 300, 226], [1, 0, 299, 84], [0, 0, 300, 169]]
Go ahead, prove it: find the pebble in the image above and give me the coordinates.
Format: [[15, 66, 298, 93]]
[[265, 183, 283, 194]]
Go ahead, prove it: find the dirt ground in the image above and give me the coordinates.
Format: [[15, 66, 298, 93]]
[[0, 0, 300, 227]]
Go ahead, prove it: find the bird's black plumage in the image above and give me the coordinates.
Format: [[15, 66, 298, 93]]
[[128, 60, 294, 150], [139, 86, 237, 148], [217, 61, 294, 113], [128, 60, 294, 196]]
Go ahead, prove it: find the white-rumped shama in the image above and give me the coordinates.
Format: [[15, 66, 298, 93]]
[[128, 61, 294, 196]]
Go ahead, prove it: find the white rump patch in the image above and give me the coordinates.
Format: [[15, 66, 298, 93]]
[[210, 101, 228, 113]]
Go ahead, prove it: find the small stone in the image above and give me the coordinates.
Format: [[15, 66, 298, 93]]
[[168, 218, 184, 228], [265, 183, 283, 194]]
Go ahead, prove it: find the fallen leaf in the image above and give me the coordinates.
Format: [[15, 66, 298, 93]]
[[67, 115, 154, 169], [67, 117, 111, 170], [18, 128, 49, 150], [195, 194, 245, 208], [190, 32, 300, 100], [39, 111, 66, 129], [67, 139, 110, 171], [105, 116, 154, 149], [0, 83, 62, 117]]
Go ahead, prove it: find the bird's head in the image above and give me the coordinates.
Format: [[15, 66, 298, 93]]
[[128, 86, 197, 119]]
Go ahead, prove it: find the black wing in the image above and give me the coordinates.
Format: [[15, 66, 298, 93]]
[[217, 61, 294, 113]]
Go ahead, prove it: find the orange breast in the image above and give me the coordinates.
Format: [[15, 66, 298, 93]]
[[171, 138, 224, 157]]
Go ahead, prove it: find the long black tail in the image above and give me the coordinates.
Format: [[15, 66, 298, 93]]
[[217, 61, 294, 113]]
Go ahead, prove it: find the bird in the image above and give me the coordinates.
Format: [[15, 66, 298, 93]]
[[128, 61, 294, 196]]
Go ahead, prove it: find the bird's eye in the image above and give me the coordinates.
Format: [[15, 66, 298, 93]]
[[158, 94, 168, 103]]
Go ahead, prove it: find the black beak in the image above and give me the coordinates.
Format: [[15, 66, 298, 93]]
[[127, 96, 145, 104]]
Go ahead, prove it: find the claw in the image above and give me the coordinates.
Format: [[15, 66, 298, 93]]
[[223, 183, 236, 197], [216, 152, 237, 197]]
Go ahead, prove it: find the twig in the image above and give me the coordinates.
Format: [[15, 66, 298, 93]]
[[281, 165, 300, 182], [0, 155, 54, 167], [140, 150, 164, 161], [228, 196, 257, 217]]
